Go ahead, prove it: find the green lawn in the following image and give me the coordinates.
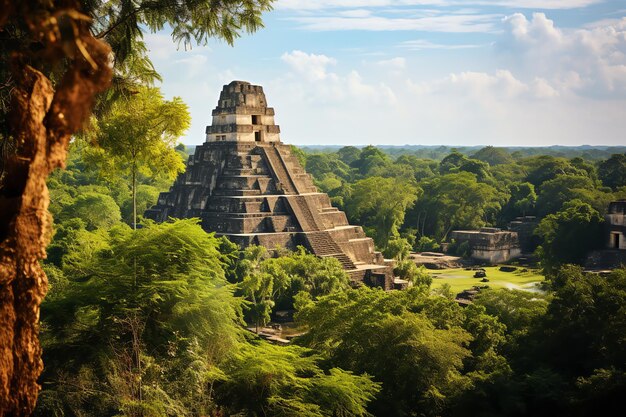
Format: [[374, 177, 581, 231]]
[[428, 266, 545, 294]]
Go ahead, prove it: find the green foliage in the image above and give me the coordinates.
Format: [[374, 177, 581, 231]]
[[316, 174, 344, 195], [39, 134, 626, 416], [39, 217, 379, 417], [474, 289, 548, 355], [346, 176, 420, 248], [598, 153, 626, 190], [501, 182, 537, 220], [38, 220, 244, 416], [542, 266, 626, 374], [88, 87, 189, 227], [350, 145, 392, 177], [237, 246, 349, 329], [295, 288, 477, 416], [415, 235, 441, 252], [306, 153, 352, 180], [216, 342, 379, 417], [471, 146, 514, 166], [382, 237, 412, 260], [458, 159, 493, 182], [520, 155, 587, 186], [448, 240, 471, 258], [410, 172, 502, 240], [439, 151, 469, 174], [395, 155, 438, 181], [295, 145, 618, 255], [535, 174, 609, 216], [290, 144, 307, 167], [61, 191, 121, 230], [515, 266, 626, 416], [337, 146, 362, 165], [393, 260, 433, 288], [120, 184, 161, 224], [535, 200, 604, 272]]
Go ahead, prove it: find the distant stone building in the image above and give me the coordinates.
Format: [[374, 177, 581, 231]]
[[606, 200, 626, 250], [586, 200, 626, 270], [449, 228, 521, 264], [146, 81, 392, 289]]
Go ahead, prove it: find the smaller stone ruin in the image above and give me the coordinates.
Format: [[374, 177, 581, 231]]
[[449, 227, 521, 264], [606, 200, 626, 250], [586, 200, 626, 270]]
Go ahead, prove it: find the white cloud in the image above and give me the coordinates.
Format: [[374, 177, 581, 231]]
[[501, 12, 564, 50], [531, 78, 560, 98], [277, 50, 396, 105], [337, 9, 373, 18], [399, 39, 483, 50], [288, 13, 501, 33], [376, 57, 406, 70], [281, 50, 337, 82], [498, 13, 626, 97], [450, 70, 529, 98], [407, 69, 531, 100]]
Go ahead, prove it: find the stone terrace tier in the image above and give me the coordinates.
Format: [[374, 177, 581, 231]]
[[146, 81, 393, 289]]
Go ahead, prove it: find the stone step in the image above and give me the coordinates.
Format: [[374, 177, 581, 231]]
[[213, 189, 261, 196], [321, 254, 355, 269], [222, 168, 255, 176]]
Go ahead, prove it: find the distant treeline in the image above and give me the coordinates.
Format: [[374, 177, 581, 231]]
[[297, 144, 626, 161]]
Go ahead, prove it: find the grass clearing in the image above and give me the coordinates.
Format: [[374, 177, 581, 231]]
[[428, 266, 545, 294]]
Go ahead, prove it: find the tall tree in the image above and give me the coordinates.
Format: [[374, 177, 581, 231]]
[[346, 176, 420, 248], [350, 145, 392, 177], [410, 172, 502, 240], [535, 199, 604, 273], [0, 0, 273, 413], [598, 153, 626, 190], [471, 146, 514, 166], [535, 174, 610, 216], [90, 87, 189, 228]]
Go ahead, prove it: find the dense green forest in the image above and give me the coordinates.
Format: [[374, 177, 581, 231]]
[[38, 125, 626, 415]]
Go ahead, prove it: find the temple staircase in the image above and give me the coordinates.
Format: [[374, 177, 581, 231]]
[[305, 231, 356, 269], [287, 195, 322, 231], [262, 146, 299, 194], [284, 195, 356, 270]]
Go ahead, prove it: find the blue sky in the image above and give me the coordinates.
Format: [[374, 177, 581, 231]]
[[146, 0, 626, 146]]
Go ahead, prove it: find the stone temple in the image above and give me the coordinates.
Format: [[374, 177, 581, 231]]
[[145, 81, 393, 289]]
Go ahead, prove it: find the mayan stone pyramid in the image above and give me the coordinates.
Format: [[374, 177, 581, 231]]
[[146, 81, 392, 289]]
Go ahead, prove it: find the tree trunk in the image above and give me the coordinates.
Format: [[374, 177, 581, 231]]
[[132, 161, 137, 230], [0, 4, 112, 414]]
